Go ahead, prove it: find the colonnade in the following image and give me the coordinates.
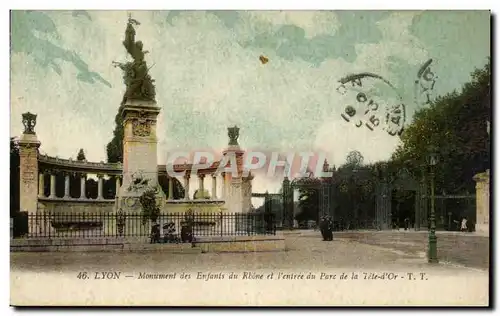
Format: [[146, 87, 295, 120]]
[[37, 171, 121, 201], [176, 173, 224, 200], [37, 170, 226, 201]]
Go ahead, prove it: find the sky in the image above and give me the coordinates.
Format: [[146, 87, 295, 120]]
[[10, 10, 490, 198]]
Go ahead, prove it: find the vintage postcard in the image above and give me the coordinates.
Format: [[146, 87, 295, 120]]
[[9, 10, 491, 306]]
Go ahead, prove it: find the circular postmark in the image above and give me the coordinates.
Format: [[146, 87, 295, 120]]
[[336, 72, 406, 136]]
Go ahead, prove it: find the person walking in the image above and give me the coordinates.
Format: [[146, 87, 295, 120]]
[[461, 217, 468, 232], [404, 217, 410, 231]]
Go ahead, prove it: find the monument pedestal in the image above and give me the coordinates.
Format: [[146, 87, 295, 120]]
[[115, 99, 166, 213]]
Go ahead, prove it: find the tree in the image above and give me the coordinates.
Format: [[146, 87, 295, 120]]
[[10, 138, 20, 217], [392, 59, 490, 193], [293, 177, 322, 223], [139, 189, 160, 225], [106, 107, 124, 164], [77, 148, 86, 161], [295, 187, 320, 223]]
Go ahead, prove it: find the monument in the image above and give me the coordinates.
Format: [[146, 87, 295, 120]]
[[113, 15, 165, 212], [18, 112, 41, 216], [222, 126, 253, 214]]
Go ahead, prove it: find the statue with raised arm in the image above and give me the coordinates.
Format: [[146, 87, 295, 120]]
[[113, 14, 156, 104]]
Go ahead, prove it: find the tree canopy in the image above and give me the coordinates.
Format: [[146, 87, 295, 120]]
[[393, 58, 490, 193]]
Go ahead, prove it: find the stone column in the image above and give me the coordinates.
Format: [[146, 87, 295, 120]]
[[473, 170, 490, 236], [168, 177, 174, 200], [64, 172, 70, 199], [80, 174, 86, 199], [49, 173, 56, 199], [38, 172, 44, 197], [220, 173, 226, 199], [211, 175, 217, 200], [183, 175, 190, 200], [18, 135, 41, 213], [18, 113, 41, 235], [97, 174, 104, 200], [199, 174, 205, 192], [115, 176, 121, 197]]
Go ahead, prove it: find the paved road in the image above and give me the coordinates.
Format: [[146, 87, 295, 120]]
[[330, 230, 489, 270], [10, 232, 489, 306]]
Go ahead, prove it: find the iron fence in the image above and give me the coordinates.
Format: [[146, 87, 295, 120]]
[[14, 211, 276, 239]]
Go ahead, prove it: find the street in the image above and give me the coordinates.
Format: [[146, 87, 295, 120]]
[[10, 231, 490, 306]]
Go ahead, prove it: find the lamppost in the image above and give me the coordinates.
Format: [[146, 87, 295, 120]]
[[426, 147, 439, 263]]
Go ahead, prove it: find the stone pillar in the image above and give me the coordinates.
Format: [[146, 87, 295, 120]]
[[18, 112, 41, 235], [115, 176, 121, 197], [64, 173, 70, 199], [168, 177, 174, 200], [117, 99, 165, 212], [473, 170, 490, 236], [184, 175, 190, 200], [38, 172, 44, 197], [97, 174, 104, 200], [211, 175, 217, 200], [241, 174, 253, 213], [49, 173, 56, 199], [220, 173, 226, 199], [199, 174, 205, 195], [80, 174, 86, 199]]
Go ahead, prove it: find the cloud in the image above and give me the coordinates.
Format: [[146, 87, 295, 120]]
[[10, 10, 490, 193], [11, 11, 111, 88]]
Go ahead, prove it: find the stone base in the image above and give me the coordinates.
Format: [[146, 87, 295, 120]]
[[115, 188, 166, 214], [475, 224, 489, 236]]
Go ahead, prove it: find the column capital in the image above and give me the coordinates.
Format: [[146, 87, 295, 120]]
[[198, 174, 205, 179], [61, 170, 72, 177], [97, 173, 105, 179]]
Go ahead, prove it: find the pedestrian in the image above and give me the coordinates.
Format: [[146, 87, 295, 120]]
[[326, 216, 334, 241], [319, 216, 328, 241], [404, 217, 409, 231], [461, 217, 468, 232]]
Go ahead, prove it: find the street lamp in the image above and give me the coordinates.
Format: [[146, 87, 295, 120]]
[[426, 147, 439, 263]]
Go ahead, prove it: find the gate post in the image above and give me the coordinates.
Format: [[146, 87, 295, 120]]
[[18, 112, 41, 236], [282, 177, 293, 229]]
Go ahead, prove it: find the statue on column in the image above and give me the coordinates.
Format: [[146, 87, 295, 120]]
[[22, 112, 37, 134], [228, 126, 240, 146], [113, 14, 156, 105]]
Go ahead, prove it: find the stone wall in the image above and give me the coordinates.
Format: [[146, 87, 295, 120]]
[[38, 200, 115, 214], [164, 200, 226, 214]]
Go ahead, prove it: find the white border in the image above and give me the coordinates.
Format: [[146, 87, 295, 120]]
[[2, 1, 497, 315]]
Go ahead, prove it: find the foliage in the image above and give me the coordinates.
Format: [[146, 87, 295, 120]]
[[139, 189, 160, 225], [106, 106, 124, 164], [77, 148, 86, 161], [295, 187, 319, 222], [392, 59, 490, 193], [10, 138, 20, 217]]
